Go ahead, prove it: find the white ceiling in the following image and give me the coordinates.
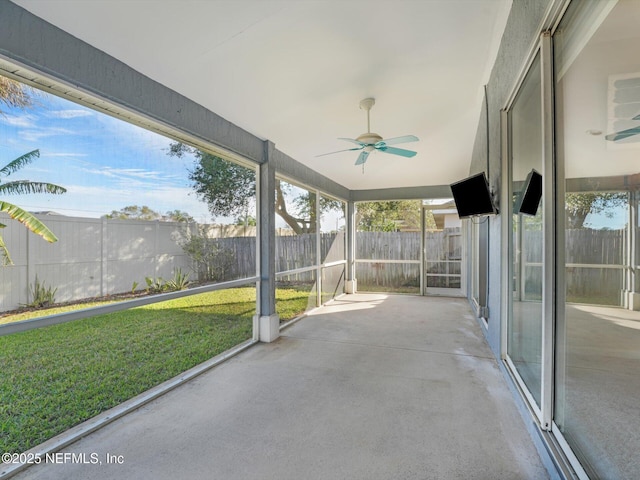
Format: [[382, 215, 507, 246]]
[[13, 0, 512, 191]]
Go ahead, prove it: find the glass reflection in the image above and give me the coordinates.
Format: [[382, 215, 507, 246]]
[[554, 0, 640, 477], [508, 54, 543, 407]]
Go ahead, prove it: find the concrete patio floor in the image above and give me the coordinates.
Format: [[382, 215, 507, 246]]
[[14, 294, 549, 480]]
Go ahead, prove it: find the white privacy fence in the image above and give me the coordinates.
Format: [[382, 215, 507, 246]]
[[0, 214, 332, 313], [2, 214, 480, 312], [0, 214, 195, 312]]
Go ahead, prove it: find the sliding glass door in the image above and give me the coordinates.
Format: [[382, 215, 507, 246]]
[[506, 53, 544, 409]]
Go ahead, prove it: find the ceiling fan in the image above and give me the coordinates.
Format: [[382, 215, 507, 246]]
[[605, 113, 640, 142], [317, 98, 419, 168]]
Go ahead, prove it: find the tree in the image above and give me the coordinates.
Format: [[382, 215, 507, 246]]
[[167, 143, 342, 233], [164, 209, 194, 223], [104, 205, 163, 221], [1, 77, 64, 264], [0, 150, 66, 264], [0, 77, 34, 114], [235, 214, 257, 226], [565, 192, 627, 229], [104, 206, 194, 222], [356, 200, 435, 231], [168, 142, 255, 219]]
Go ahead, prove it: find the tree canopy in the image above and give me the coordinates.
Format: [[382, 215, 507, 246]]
[[104, 205, 194, 222], [0, 78, 66, 264], [565, 192, 627, 229], [0, 77, 34, 114], [0, 150, 66, 264], [167, 142, 343, 233], [356, 200, 435, 231]]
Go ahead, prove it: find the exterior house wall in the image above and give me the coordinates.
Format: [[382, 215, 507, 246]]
[[467, 2, 563, 477], [468, 0, 552, 356], [443, 214, 461, 229]]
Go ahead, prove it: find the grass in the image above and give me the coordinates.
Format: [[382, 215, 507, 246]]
[[0, 286, 311, 454], [566, 294, 620, 306], [0, 300, 121, 325], [276, 282, 316, 322]]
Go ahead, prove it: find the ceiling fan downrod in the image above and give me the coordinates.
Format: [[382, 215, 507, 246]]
[[359, 97, 375, 133]]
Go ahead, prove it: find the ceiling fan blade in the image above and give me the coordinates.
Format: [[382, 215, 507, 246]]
[[338, 137, 366, 146], [377, 145, 417, 158], [605, 126, 640, 142], [376, 134, 419, 147], [354, 150, 370, 165], [316, 146, 363, 157]]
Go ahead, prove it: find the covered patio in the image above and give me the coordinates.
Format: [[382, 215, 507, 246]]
[[8, 0, 638, 477], [11, 294, 548, 480]]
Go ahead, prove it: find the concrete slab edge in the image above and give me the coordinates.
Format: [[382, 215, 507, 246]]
[[278, 293, 347, 331], [497, 360, 575, 480], [279, 313, 308, 331], [0, 339, 258, 480]]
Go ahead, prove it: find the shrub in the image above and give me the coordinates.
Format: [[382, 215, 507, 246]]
[[145, 276, 165, 294], [144, 269, 191, 294], [180, 233, 236, 283], [24, 276, 57, 308], [165, 268, 190, 291]]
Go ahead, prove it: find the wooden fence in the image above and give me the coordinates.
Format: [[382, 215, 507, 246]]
[[0, 211, 629, 312], [520, 228, 626, 304], [355, 230, 462, 290]]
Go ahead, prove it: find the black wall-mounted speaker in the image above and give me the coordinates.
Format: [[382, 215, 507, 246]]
[[515, 169, 542, 216], [450, 172, 497, 219]]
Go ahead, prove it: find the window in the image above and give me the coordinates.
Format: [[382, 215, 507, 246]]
[[507, 53, 544, 408], [554, 1, 640, 477]]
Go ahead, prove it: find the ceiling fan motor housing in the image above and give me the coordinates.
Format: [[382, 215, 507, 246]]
[[315, 96, 417, 164], [356, 132, 383, 146]]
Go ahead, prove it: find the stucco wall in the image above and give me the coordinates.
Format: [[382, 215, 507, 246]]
[[469, 0, 552, 356]]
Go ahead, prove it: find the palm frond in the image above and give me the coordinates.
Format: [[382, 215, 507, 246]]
[[0, 77, 35, 114], [0, 234, 13, 265], [0, 180, 66, 195], [0, 150, 40, 177], [0, 201, 58, 243]]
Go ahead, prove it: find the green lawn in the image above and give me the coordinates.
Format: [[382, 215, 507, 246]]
[[0, 300, 121, 325], [0, 286, 311, 454], [276, 281, 316, 322]]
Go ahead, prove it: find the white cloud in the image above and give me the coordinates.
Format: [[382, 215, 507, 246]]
[[18, 126, 76, 143], [46, 109, 94, 119], [0, 114, 36, 128], [79, 165, 181, 186], [41, 152, 89, 158]]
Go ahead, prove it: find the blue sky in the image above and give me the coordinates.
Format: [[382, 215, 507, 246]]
[[0, 87, 345, 229], [0, 88, 625, 231], [0, 89, 218, 222], [585, 207, 628, 230]]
